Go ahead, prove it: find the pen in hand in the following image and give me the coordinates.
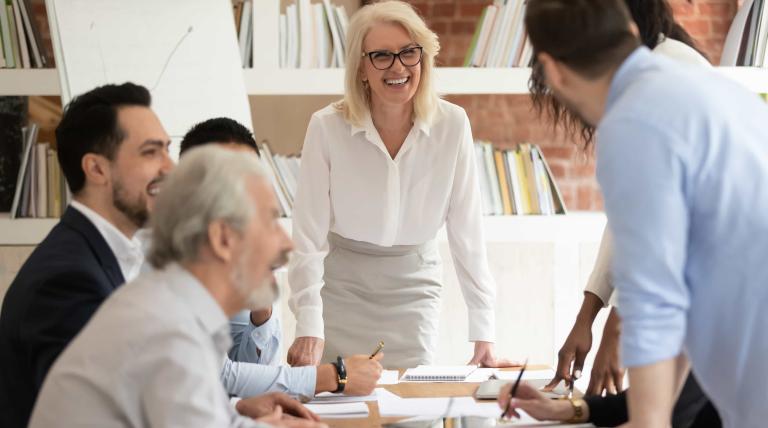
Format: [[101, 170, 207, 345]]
[[501, 358, 528, 419], [370, 340, 384, 359]]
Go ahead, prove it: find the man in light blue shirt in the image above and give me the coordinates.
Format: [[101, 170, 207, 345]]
[[524, 1, 768, 427]]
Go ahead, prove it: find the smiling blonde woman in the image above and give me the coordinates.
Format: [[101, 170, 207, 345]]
[[286, 0, 513, 370]]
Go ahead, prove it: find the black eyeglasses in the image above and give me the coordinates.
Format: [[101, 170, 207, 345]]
[[363, 46, 423, 70]]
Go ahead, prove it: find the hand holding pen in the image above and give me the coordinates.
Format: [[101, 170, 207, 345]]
[[500, 358, 528, 419]]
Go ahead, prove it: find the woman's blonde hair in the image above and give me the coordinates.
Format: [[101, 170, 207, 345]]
[[336, 0, 441, 127]]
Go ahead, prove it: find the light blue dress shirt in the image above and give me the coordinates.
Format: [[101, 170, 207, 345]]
[[596, 47, 768, 428], [221, 309, 316, 399]]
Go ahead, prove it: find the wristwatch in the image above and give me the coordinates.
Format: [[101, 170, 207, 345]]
[[331, 356, 347, 393], [566, 397, 587, 423]]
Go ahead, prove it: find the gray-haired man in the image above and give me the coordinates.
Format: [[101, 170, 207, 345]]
[[29, 146, 325, 428]]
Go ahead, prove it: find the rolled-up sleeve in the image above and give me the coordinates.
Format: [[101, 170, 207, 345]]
[[446, 113, 496, 342], [596, 117, 690, 368], [229, 308, 281, 366], [287, 114, 332, 339], [584, 227, 615, 307]]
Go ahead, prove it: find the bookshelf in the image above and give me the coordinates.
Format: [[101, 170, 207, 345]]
[[0, 212, 606, 246], [2, 1, 768, 245], [5, 67, 768, 97]]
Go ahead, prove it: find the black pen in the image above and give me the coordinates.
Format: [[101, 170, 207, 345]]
[[501, 358, 528, 419]]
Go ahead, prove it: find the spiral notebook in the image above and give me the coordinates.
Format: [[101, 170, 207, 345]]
[[401, 365, 478, 382]]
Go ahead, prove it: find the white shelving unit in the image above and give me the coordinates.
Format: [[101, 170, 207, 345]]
[[0, 213, 605, 246], [5, 66, 768, 96], [0, 214, 58, 245]]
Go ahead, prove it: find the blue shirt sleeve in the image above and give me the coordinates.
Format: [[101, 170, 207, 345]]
[[229, 308, 282, 366], [224, 308, 316, 398], [596, 117, 691, 368], [220, 355, 316, 399]]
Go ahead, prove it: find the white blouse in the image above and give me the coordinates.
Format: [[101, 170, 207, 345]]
[[287, 99, 496, 342]]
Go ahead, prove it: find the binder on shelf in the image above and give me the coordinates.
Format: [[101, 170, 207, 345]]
[[723, 0, 768, 66]]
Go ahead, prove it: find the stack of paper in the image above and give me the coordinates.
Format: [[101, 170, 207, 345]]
[[304, 402, 369, 419], [309, 391, 377, 404]]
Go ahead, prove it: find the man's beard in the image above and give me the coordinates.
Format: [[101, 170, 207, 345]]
[[112, 179, 149, 229], [231, 250, 278, 311]]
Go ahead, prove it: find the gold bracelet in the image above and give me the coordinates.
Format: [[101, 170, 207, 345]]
[[566, 397, 586, 423]]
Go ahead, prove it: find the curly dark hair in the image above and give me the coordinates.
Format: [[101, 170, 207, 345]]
[[527, 0, 707, 150]]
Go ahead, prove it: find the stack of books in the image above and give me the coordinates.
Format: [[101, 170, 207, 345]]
[[474, 142, 566, 216], [279, 0, 349, 69], [10, 123, 69, 219], [0, 0, 49, 68], [463, 0, 532, 68], [257, 142, 301, 218], [234, 0, 349, 69], [722, 0, 768, 66]]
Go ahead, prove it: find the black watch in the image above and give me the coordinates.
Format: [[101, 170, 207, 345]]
[[330, 356, 347, 393]]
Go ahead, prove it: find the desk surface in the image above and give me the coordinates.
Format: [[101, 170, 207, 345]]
[[322, 365, 551, 428]]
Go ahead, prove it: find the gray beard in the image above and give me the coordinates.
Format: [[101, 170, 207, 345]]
[[231, 255, 277, 311]]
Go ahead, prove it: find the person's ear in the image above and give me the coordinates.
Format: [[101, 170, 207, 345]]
[[537, 52, 565, 93], [81, 153, 111, 188], [629, 22, 640, 38], [207, 220, 238, 264]]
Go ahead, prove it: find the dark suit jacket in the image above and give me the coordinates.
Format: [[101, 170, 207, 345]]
[[0, 207, 125, 428]]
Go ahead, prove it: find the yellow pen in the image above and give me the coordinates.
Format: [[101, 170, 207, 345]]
[[370, 340, 384, 359]]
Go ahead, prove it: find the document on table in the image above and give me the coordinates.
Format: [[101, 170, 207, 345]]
[[378, 369, 401, 385], [304, 402, 369, 419], [376, 388, 498, 418], [309, 391, 378, 404]]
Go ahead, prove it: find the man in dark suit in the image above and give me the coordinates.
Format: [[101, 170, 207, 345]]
[[0, 83, 173, 428]]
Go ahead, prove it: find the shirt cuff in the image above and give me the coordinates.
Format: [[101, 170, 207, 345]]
[[295, 306, 325, 339], [230, 396, 242, 409], [468, 308, 495, 342], [248, 309, 280, 351]]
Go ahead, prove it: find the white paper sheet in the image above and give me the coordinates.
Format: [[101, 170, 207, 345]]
[[309, 391, 378, 404], [304, 402, 369, 419], [378, 369, 401, 385]]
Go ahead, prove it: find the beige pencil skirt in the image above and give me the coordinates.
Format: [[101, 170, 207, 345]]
[[321, 232, 443, 368]]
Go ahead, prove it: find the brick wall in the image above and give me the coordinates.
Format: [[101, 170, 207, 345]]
[[406, 0, 738, 210], [28, 0, 739, 210]]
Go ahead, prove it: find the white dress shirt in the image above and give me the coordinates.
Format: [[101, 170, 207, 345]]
[[28, 264, 269, 428], [288, 99, 496, 342], [584, 35, 710, 307], [70, 200, 144, 283]]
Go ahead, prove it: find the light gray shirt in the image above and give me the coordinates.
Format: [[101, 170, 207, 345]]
[[28, 263, 270, 428]]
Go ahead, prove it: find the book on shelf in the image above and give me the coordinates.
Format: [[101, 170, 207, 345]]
[[9, 123, 69, 219], [474, 141, 566, 216], [722, 0, 768, 66], [0, 0, 48, 68], [257, 141, 302, 218], [463, 0, 532, 68]]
